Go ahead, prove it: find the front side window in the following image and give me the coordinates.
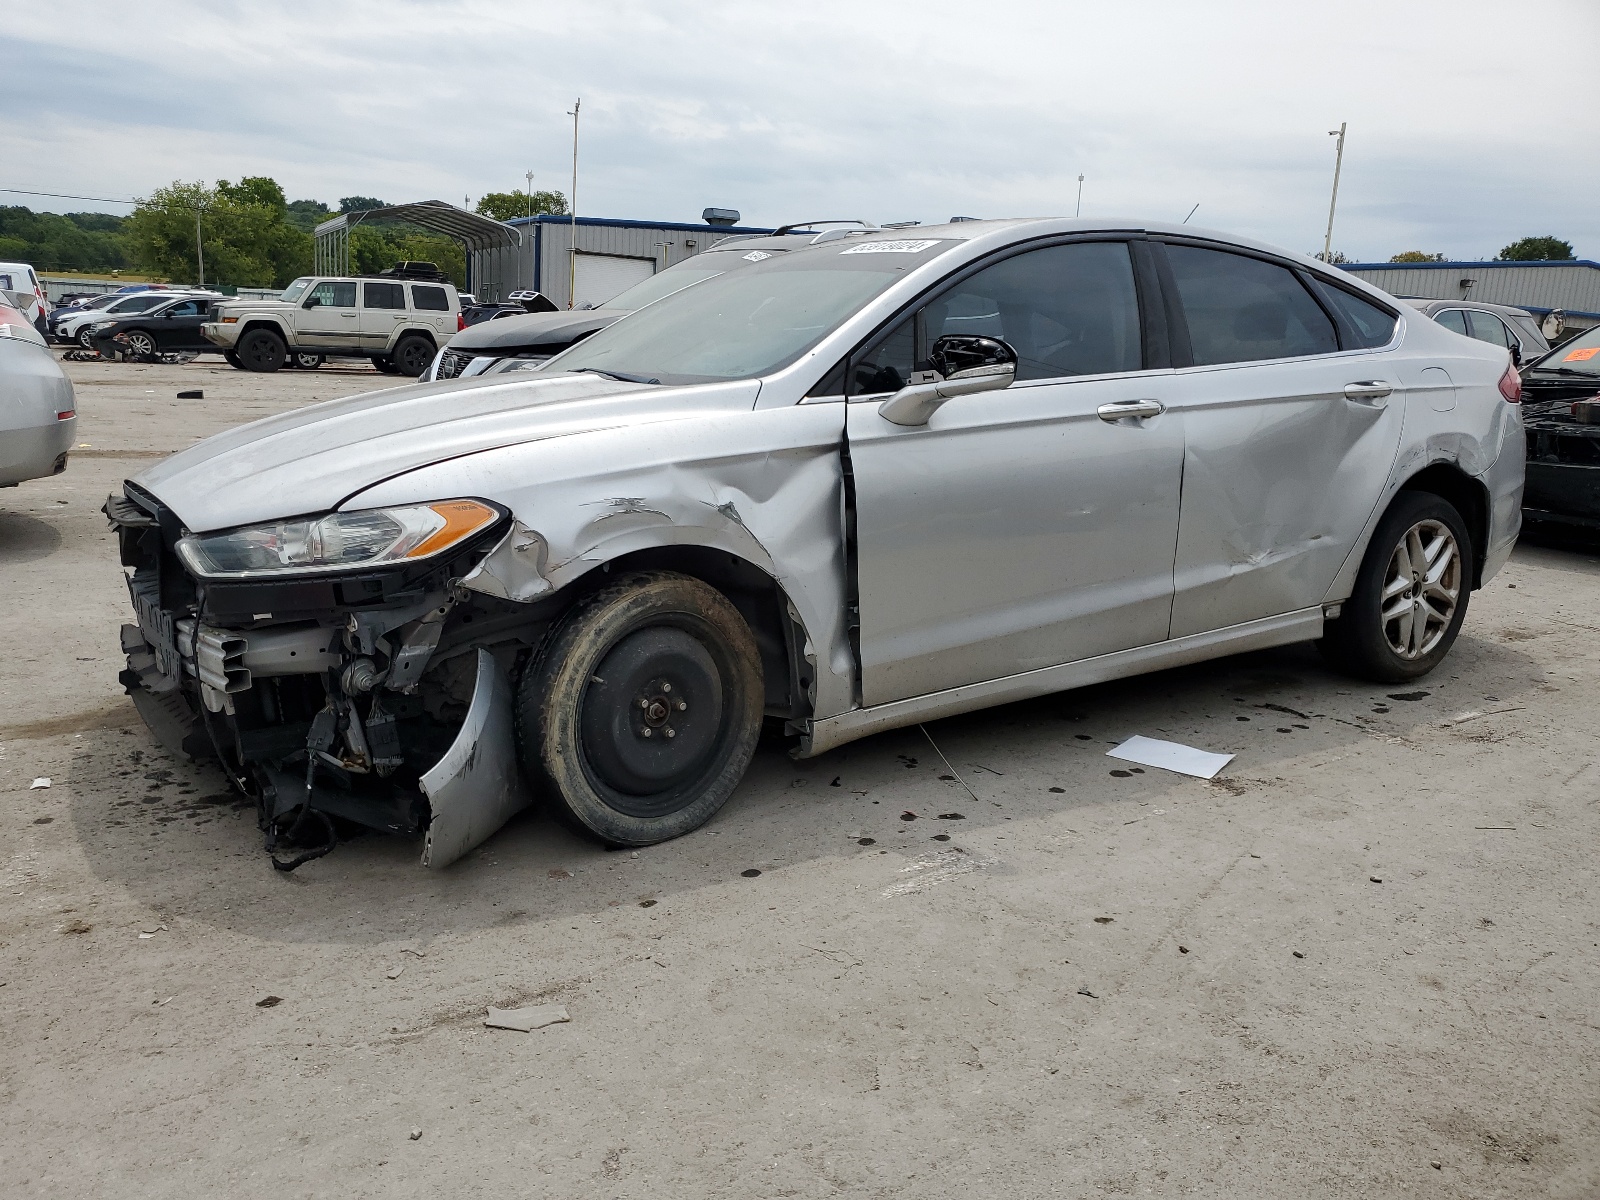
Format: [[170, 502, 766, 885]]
[[363, 282, 405, 310], [849, 241, 1144, 394], [307, 281, 356, 308], [411, 285, 449, 311], [1165, 244, 1337, 365], [114, 295, 163, 314], [166, 300, 203, 317]]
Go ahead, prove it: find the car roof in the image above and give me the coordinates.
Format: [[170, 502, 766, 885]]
[[1402, 297, 1535, 319]]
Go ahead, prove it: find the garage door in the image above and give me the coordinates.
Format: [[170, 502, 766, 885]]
[[574, 254, 655, 309]]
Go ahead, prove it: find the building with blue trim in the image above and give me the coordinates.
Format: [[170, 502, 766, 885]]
[[1340, 260, 1600, 337]]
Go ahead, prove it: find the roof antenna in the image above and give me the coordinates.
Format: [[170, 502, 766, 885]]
[[1183, 203, 1199, 224]]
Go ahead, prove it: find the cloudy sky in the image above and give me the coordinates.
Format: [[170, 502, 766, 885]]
[[7, 0, 1597, 261]]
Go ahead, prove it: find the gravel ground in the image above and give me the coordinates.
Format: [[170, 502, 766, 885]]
[[2, 357, 1597, 1198]]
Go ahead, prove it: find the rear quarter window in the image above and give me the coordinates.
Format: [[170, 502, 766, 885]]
[[1311, 280, 1398, 349], [1164, 244, 1337, 365], [411, 285, 450, 311]]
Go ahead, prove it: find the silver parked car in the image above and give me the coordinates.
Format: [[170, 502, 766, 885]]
[[1, 303, 76, 487], [1405, 298, 1549, 367], [106, 219, 1524, 869]]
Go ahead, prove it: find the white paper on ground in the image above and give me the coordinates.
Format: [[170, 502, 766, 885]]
[[1107, 735, 1234, 780], [484, 1004, 570, 1032]]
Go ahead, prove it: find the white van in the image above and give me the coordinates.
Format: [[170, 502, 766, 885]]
[[0, 261, 47, 335]]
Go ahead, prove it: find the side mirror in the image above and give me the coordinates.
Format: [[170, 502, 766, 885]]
[[1509, 342, 1522, 367], [303, 297, 320, 309], [878, 335, 1017, 427]]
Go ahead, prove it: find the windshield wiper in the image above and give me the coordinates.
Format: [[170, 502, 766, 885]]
[[568, 367, 660, 385], [1530, 366, 1599, 378]]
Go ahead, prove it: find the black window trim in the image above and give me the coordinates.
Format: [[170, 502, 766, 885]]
[[1150, 235, 1402, 364], [813, 230, 1166, 400]]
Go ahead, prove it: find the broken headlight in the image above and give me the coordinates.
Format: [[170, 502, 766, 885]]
[[176, 500, 502, 579]]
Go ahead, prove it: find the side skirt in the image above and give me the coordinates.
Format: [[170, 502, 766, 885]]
[[801, 607, 1324, 757]]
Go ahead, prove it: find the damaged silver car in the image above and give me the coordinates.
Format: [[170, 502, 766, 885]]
[[107, 219, 1523, 869]]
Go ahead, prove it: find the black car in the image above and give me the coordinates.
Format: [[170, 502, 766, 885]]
[[92, 295, 218, 360], [1519, 325, 1600, 529]]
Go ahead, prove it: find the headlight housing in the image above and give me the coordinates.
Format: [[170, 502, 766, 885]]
[[176, 500, 502, 580]]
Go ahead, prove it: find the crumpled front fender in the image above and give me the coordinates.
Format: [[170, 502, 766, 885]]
[[419, 648, 532, 868]]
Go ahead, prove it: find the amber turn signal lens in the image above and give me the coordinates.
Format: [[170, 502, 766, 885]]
[[406, 500, 500, 559]]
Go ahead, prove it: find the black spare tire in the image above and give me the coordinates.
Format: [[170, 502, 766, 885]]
[[516, 571, 764, 846]]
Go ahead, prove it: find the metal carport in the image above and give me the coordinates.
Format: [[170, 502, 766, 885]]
[[313, 202, 521, 294]]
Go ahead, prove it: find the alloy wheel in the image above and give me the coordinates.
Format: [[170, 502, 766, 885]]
[[126, 331, 155, 359], [1380, 519, 1460, 660]]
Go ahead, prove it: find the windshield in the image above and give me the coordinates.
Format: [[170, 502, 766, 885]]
[[279, 278, 313, 305], [602, 259, 736, 312], [1532, 327, 1600, 375], [548, 239, 955, 385]]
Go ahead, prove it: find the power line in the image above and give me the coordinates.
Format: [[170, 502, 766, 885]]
[[2, 187, 140, 205]]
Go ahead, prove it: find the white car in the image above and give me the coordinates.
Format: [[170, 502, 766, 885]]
[[0, 303, 76, 486], [0, 261, 48, 335]]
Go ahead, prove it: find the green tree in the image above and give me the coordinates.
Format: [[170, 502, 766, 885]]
[[475, 189, 567, 222], [1390, 251, 1445, 263], [340, 196, 388, 213], [285, 199, 335, 232], [126, 178, 312, 288], [0, 206, 130, 272], [1497, 236, 1574, 262]]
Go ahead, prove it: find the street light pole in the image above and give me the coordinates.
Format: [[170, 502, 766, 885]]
[[1075, 174, 1084, 218], [195, 206, 204, 287], [1323, 122, 1346, 264], [524, 170, 534, 221], [567, 97, 580, 308]]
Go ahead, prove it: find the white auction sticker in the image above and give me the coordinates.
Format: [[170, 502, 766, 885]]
[[840, 239, 940, 255], [742, 250, 772, 262]]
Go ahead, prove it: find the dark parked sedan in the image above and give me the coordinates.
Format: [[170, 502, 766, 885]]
[[91, 295, 218, 359], [1520, 325, 1600, 529]]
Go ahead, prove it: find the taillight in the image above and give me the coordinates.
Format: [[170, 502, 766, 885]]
[[56, 410, 75, 421], [1498, 363, 1521, 403], [457, 312, 466, 331]]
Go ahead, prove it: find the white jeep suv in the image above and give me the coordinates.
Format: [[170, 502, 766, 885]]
[[203, 276, 460, 375]]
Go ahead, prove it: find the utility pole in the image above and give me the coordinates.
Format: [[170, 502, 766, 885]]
[[524, 170, 534, 221], [1075, 174, 1084, 218], [195, 206, 204, 287], [1323, 122, 1346, 264], [567, 97, 580, 308]]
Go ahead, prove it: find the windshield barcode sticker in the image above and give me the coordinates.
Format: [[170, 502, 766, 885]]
[[841, 240, 940, 255]]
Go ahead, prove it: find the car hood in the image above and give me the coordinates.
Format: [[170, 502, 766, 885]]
[[130, 372, 761, 532], [446, 307, 626, 354]]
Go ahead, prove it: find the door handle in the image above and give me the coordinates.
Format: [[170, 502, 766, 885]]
[[1097, 399, 1164, 422], [1343, 381, 1392, 402], [341, 312, 358, 318]]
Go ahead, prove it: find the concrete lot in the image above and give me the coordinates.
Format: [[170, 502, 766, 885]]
[[2, 356, 1597, 1198]]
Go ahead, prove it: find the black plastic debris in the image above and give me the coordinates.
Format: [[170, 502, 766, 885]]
[[176, 389, 203, 399], [741, 868, 762, 878], [255, 995, 283, 1008]]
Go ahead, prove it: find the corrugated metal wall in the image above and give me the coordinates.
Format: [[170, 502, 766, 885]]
[[1342, 263, 1600, 316], [467, 216, 771, 304]]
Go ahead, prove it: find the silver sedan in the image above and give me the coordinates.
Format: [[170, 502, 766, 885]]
[[107, 219, 1522, 869], [1, 307, 75, 487]]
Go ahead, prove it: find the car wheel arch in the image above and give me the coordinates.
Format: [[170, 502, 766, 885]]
[[237, 318, 289, 344]]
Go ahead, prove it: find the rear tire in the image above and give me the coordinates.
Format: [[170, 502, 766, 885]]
[[515, 571, 764, 847], [1319, 491, 1473, 683], [392, 335, 434, 377], [372, 355, 400, 374], [237, 329, 286, 372]]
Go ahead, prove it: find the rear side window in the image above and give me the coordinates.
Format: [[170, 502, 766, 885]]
[[308, 281, 356, 307], [1466, 311, 1511, 348], [120, 295, 163, 313], [1165, 245, 1336, 365], [363, 282, 405, 310], [1434, 309, 1468, 336], [1311, 281, 1398, 349], [411, 285, 450, 311]]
